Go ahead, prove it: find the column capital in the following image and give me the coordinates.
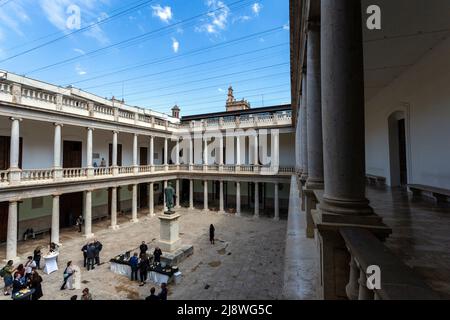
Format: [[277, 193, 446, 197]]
[[10, 117, 23, 122], [54, 122, 64, 127], [52, 193, 62, 197], [86, 127, 95, 131], [112, 130, 119, 134]]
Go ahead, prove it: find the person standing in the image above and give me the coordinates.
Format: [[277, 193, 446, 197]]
[[139, 254, 150, 286], [93, 239, 103, 265], [86, 243, 96, 271], [61, 261, 75, 290], [153, 247, 162, 263], [81, 243, 88, 268], [145, 287, 158, 300], [139, 241, 148, 256], [81, 288, 92, 300], [33, 247, 42, 270], [24, 256, 36, 281], [1, 260, 15, 296], [157, 283, 168, 300], [30, 270, 43, 300], [76, 215, 83, 233], [129, 253, 139, 282], [209, 224, 215, 245]]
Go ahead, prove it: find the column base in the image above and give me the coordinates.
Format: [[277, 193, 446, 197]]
[[130, 218, 139, 223], [175, 205, 181, 209], [273, 217, 280, 221], [84, 233, 95, 239], [3, 256, 21, 263], [253, 214, 260, 219], [108, 225, 120, 230], [147, 213, 155, 218], [218, 210, 226, 215], [202, 209, 209, 213]]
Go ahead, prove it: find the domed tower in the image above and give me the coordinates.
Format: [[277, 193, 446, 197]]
[[225, 86, 250, 111], [171, 105, 180, 119]]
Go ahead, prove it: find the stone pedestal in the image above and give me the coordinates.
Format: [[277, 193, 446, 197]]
[[157, 213, 182, 252]]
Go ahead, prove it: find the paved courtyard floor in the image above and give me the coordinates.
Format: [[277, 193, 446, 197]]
[[0, 208, 286, 300]]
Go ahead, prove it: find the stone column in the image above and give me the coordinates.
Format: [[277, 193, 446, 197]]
[[9, 118, 22, 183], [175, 179, 180, 208], [6, 201, 19, 261], [203, 135, 208, 170], [236, 182, 241, 216], [189, 180, 194, 209], [219, 135, 224, 171], [189, 136, 194, 171], [163, 180, 168, 211], [53, 123, 63, 180], [306, 21, 324, 190], [133, 134, 138, 174], [219, 181, 225, 214], [236, 135, 241, 172], [175, 138, 180, 167], [271, 130, 280, 171], [150, 136, 155, 172], [253, 131, 259, 166], [112, 131, 119, 175], [86, 128, 94, 177], [110, 187, 119, 229], [84, 191, 94, 238], [254, 182, 259, 218], [316, 0, 390, 300], [131, 184, 138, 222], [203, 180, 208, 212], [164, 138, 168, 171], [51, 195, 60, 245], [148, 183, 154, 217], [274, 183, 280, 221], [300, 72, 308, 183]]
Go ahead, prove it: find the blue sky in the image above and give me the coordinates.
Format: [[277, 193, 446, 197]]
[[0, 0, 290, 116]]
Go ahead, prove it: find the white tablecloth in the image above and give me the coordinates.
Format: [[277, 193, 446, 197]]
[[110, 262, 170, 285], [43, 253, 59, 275]]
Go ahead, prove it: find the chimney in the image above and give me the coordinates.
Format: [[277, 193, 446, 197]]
[[172, 105, 180, 119]]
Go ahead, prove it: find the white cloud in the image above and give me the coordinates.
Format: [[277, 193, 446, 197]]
[[233, 15, 251, 23], [74, 48, 86, 55], [218, 88, 224, 92], [0, 1, 30, 37], [171, 37, 179, 53], [151, 4, 173, 23], [75, 64, 87, 75], [252, 3, 262, 15], [196, 0, 230, 35]]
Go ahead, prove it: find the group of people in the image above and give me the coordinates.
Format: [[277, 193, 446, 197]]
[[1, 258, 43, 300], [81, 239, 103, 271], [145, 283, 168, 301], [129, 242, 163, 286]]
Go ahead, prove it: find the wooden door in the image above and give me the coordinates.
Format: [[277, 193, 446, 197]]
[[139, 184, 148, 208], [63, 141, 82, 168], [0, 136, 23, 170], [109, 144, 123, 166], [60, 192, 83, 228], [140, 147, 148, 165]]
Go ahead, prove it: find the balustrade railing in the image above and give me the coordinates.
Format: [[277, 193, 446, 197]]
[[63, 168, 87, 178], [193, 164, 203, 171], [0, 83, 11, 93], [118, 166, 134, 174], [93, 167, 112, 176], [222, 165, 235, 172], [179, 164, 189, 171], [139, 165, 153, 173], [21, 169, 53, 182], [154, 165, 165, 172], [93, 105, 114, 115]]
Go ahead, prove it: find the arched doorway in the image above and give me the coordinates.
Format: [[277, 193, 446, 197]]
[[388, 111, 408, 187]]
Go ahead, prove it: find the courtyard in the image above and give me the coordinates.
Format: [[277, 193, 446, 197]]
[[0, 208, 286, 300]]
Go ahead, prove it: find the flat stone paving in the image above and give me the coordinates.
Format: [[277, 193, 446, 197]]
[[0, 208, 286, 300]]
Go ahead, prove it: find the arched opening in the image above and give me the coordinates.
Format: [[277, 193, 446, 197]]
[[388, 111, 408, 187]]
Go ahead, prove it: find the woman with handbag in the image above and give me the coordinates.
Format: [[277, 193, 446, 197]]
[[60, 261, 75, 290]]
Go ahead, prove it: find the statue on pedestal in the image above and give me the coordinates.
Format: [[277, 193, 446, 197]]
[[164, 182, 176, 214]]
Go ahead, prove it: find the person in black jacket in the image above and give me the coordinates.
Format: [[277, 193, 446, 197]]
[[157, 283, 168, 300], [30, 270, 43, 300], [139, 254, 150, 286], [86, 243, 96, 271], [93, 239, 103, 265], [153, 247, 162, 263], [209, 224, 215, 244], [139, 241, 148, 256], [145, 287, 158, 301], [81, 243, 88, 268]]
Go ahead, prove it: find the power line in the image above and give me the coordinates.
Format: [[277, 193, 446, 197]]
[[3, 0, 152, 53], [22, 0, 255, 75], [0, 0, 13, 8], [0, 0, 156, 63], [77, 43, 288, 89], [120, 62, 289, 99]]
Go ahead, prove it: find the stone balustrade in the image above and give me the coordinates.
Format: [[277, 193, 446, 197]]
[[93, 167, 112, 176], [63, 168, 87, 179], [21, 169, 53, 182]]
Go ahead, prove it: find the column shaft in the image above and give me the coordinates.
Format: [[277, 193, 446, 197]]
[[219, 181, 224, 213], [111, 187, 118, 228], [189, 180, 194, 209], [163, 181, 168, 211], [133, 134, 138, 167], [84, 191, 93, 238], [236, 182, 241, 216], [131, 184, 138, 222], [53, 124, 62, 168], [112, 131, 118, 167], [6, 201, 18, 261], [51, 195, 60, 244], [9, 118, 20, 169], [86, 128, 93, 168], [149, 136, 154, 166], [175, 179, 180, 208], [254, 182, 259, 218], [203, 180, 208, 211]]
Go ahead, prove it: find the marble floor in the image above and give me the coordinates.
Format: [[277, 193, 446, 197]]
[[0, 207, 286, 300], [367, 186, 450, 299]]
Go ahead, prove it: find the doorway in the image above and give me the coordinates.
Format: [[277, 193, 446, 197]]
[[388, 111, 408, 187], [62, 141, 83, 227], [0, 136, 23, 170]]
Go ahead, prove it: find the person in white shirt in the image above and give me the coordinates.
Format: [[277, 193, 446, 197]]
[[24, 256, 37, 280]]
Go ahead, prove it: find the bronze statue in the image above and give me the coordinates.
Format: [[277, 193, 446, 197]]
[[164, 182, 175, 214]]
